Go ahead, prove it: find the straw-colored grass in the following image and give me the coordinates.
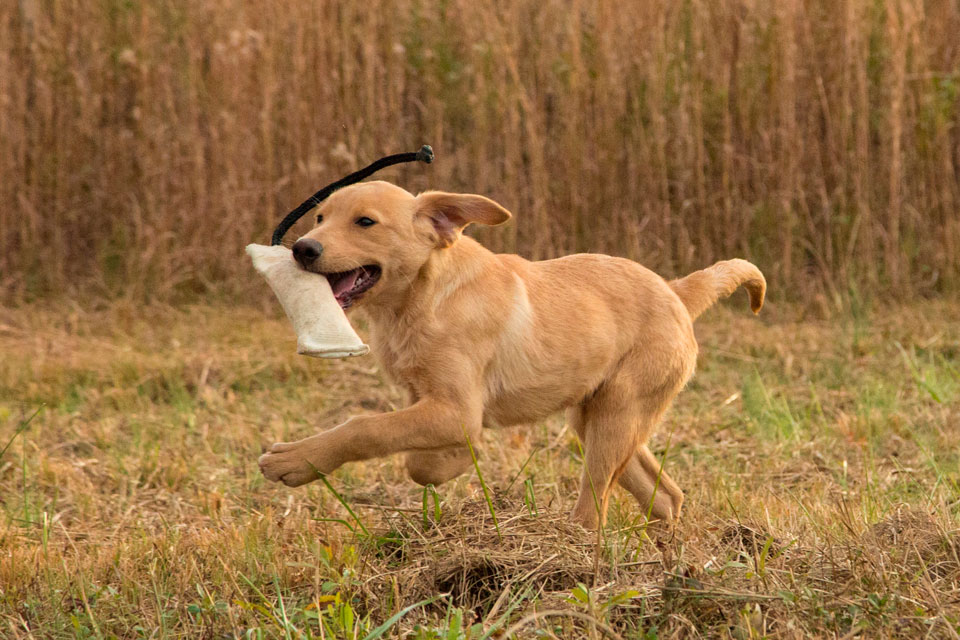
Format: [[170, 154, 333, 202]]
[[2, 0, 959, 302], [1, 299, 958, 637]]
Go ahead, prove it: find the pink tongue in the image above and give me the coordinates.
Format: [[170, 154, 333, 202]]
[[331, 270, 359, 297]]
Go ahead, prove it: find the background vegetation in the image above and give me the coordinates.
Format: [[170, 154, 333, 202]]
[[2, 0, 959, 303]]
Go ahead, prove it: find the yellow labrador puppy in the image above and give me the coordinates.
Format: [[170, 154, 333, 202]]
[[259, 181, 765, 528]]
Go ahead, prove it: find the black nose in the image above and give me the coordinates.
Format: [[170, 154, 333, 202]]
[[292, 238, 322, 268]]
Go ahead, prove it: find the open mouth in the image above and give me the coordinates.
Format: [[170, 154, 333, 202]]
[[323, 265, 381, 309]]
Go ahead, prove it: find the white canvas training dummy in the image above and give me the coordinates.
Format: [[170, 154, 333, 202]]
[[246, 244, 369, 358]]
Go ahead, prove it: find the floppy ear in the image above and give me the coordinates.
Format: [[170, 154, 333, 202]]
[[415, 191, 512, 248]]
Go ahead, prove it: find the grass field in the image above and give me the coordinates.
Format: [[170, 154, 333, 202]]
[[1, 298, 958, 638]]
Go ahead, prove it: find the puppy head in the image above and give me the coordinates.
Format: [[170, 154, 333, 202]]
[[292, 181, 511, 309]]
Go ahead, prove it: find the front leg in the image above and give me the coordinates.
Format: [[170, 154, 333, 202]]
[[259, 398, 480, 487]]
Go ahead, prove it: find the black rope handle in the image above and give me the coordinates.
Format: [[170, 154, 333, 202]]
[[271, 145, 434, 245]]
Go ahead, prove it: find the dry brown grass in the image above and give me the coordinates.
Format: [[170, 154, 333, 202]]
[[1, 299, 958, 637], [2, 0, 959, 303]]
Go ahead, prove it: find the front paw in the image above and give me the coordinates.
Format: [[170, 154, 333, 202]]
[[258, 440, 325, 487]]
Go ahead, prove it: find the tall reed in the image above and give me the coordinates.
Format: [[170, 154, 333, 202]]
[[1, 0, 957, 303]]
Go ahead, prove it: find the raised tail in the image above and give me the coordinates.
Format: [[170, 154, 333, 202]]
[[669, 259, 766, 321]]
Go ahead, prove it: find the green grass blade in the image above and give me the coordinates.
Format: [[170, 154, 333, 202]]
[[308, 463, 370, 537], [0, 405, 43, 463], [362, 594, 444, 640], [504, 446, 541, 493], [463, 427, 501, 542]]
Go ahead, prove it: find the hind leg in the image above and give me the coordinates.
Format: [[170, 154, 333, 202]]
[[568, 351, 690, 529], [567, 380, 647, 529], [405, 447, 473, 486], [569, 424, 635, 529], [617, 444, 684, 523]]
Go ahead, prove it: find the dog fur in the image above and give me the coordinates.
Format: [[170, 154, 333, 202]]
[[258, 181, 766, 528]]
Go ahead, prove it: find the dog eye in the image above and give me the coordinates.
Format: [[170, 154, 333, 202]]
[[316, 214, 324, 224], [355, 216, 377, 227]]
